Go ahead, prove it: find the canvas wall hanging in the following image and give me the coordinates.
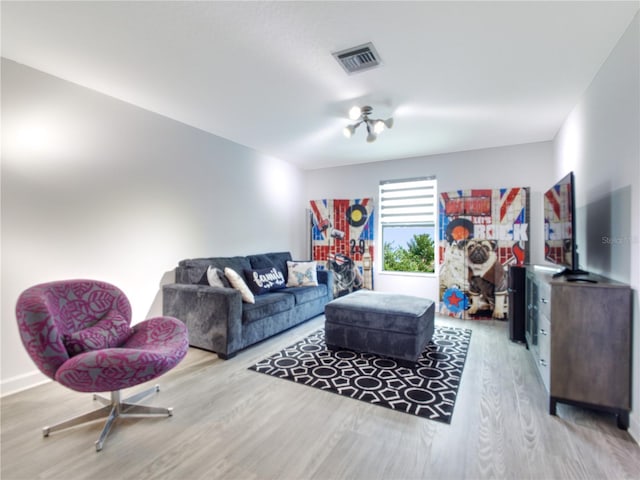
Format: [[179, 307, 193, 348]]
[[438, 187, 529, 320], [310, 199, 374, 298]]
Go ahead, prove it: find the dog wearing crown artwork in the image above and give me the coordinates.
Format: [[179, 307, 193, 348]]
[[462, 239, 508, 319]]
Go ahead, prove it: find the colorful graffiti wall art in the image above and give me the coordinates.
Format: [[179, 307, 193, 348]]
[[439, 188, 529, 320], [310, 199, 374, 297]]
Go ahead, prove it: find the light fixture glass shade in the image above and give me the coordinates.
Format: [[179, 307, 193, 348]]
[[348, 106, 362, 120], [373, 120, 385, 134], [366, 131, 377, 143], [384, 117, 394, 129], [343, 125, 355, 138]]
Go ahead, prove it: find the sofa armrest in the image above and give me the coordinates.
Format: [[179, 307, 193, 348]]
[[316, 269, 334, 301], [162, 283, 243, 358]]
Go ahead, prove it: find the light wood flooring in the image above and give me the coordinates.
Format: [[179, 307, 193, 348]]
[[2, 315, 639, 480]]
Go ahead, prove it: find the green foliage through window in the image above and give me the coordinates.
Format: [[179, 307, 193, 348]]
[[383, 233, 435, 273]]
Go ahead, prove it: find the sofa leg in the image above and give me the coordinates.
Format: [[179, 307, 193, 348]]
[[217, 352, 237, 360]]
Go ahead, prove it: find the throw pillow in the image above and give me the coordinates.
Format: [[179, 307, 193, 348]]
[[286, 261, 318, 287], [224, 267, 256, 304], [63, 310, 132, 356], [207, 266, 229, 288], [244, 267, 286, 295]]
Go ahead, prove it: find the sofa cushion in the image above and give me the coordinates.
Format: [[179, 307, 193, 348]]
[[211, 257, 252, 276], [286, 261, 318, 287], [244, 267, 286, 295], [207, 266, 230, 288], [176, 259, 213, 285], [281, 284, 328, 305], [248, 252, 292, 283], [178, 257, 252, 285], [242, 292, 294, 324], [224, 267, 255, 304]]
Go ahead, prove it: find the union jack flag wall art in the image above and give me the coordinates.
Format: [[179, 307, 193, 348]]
[[439, 187, 530, 320], [310, 199, 374, 298]]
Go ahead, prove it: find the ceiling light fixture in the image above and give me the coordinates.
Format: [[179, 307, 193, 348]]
[[343, 105, 393, 143]]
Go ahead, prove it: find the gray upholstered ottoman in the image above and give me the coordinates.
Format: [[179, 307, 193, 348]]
[[324, 290, 435, 364]]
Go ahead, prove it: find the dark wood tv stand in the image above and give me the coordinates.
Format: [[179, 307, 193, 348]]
[[524, 265, 632, 429]]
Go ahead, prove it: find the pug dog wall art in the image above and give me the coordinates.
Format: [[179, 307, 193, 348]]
[[462, 239, 508, 319]]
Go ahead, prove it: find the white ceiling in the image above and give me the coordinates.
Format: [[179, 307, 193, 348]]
[[2, 1, 638, 170]]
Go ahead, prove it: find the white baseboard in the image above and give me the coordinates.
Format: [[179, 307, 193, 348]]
[[1, 370, 50, 398]]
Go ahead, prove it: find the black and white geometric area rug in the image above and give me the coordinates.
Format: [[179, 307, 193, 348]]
[[249, 325, 472, 424]]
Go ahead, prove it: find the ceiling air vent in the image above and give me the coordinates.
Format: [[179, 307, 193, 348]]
[[332, 42, 382, 74]]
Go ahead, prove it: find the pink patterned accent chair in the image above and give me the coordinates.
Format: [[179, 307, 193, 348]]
[[16, 279, 189, 451]]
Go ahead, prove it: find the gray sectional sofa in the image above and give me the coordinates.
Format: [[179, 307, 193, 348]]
[[162, 252, 333, 359]]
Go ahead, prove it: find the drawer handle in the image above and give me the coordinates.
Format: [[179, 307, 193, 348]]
[[539, 359, 548, 367], [539, 329, 548, 336], [540, 298, 549, 304]]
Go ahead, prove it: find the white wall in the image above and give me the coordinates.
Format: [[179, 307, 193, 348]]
[[554, 12, 639, 440], [1, 59, 306, 395], [304, 141, 554, 300]]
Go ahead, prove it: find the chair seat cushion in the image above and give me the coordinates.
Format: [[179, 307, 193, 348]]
[[55, 317, 189, 392]]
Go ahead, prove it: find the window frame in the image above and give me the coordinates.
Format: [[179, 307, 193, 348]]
[[378, 176, 438, 275]]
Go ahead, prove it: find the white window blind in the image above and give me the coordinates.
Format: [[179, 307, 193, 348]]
[[379, 177, 437, 226]]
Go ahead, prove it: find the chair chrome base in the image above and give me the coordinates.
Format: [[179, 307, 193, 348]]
[[42, 384, 173, 451]]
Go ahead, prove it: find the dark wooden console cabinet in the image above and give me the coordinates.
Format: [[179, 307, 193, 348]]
[[524, 265, 632, 429]]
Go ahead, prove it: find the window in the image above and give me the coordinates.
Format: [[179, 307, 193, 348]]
[[379, 177, 437, 273]]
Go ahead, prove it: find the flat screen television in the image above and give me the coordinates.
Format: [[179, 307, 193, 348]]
[[543, 171, 588, 278]]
